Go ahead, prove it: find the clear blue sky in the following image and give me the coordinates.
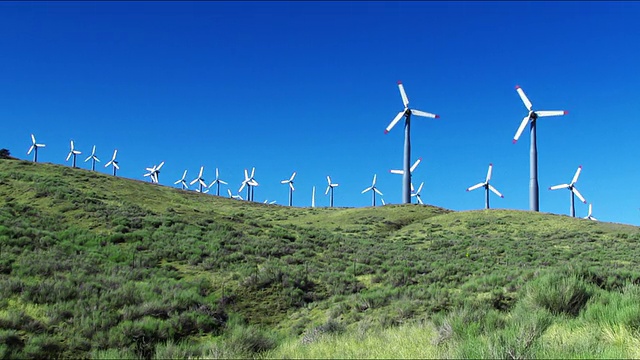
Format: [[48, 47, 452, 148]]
[[2, 1, 639, 226]]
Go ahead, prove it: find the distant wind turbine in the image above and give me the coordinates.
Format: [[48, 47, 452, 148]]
[[227, 188, 243, 200], [512, 85, 568, 212], [280, 171, 296, 206], [27, 134, 45, 162], [325, 176, 339, 207], [190, 166, 207, 193], [65, 140, 82, 168], [384, 81, 439, 204], [549, 165, 587, 217], [144, 161, 164, 184], [208, 168, 227, 196], [239, 167, 259, 201], [174, 170, 189, 190], [411, 182, 425, 205], [361, 174, 383, 206], [263, 199, 276, 204], [584, 203, 597, 221], [84, 145, 100, 171], [466, 163, 504, 209], [104, 149, 119, 176]]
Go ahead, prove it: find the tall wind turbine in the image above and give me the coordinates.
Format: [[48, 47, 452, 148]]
[[280, 171, 296, 206], [584, 204, 597, 221], [411, 182, 425, 205], [104, 149, 119, 176], [549, 165, 586, 217], [325, 176, 339, 207], [27, 134, 45, 162], [65, 140, 82, 168], [84, 145, 100, 171], [208, 168, 228, 196], [466, 163, 504, 209], [512, 85, 568, 212], [239, 168, 258, 201], [190, 166, 207, 193], [390, 157, 422, 203], [361, 174, 383, 206], [384, 81, 439, 204], [174, 170, 189, 190]]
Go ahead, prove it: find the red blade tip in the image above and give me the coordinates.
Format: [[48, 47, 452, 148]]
[[501, 195, 504, 198], [515, 85, 521, 89], [435, 114, 440, 119], [384, 130, 389, 134], [397, 80, 402, 84], [512, 139, 517, 144], [563, 111, 569, 115], [489, 163, 493, 166]]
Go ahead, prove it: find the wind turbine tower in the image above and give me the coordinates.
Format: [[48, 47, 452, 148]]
[[65, 140, 82, 168], [280, 171, 296, 206], [325, 176, 339, 207], [312, 186, 316, 208], [549, 165, 586, 217], [27, 134, 45, 162], [512, 85, 568, 212], [466, 163, 504, 209], [390, 157, 422, 203], [384, 81, 439, 204], [84, 145, 100, 171]]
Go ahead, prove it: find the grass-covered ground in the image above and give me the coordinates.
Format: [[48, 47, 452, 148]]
[[0, 158, 639, 359]]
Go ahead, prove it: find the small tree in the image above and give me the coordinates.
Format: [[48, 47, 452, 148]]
[[0, 148, 11, 159]]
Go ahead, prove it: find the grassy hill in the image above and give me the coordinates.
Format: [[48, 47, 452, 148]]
[[1, 158, 639, 359]]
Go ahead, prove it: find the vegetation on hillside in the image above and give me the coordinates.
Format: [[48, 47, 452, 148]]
[[0, 159, 639, 358]]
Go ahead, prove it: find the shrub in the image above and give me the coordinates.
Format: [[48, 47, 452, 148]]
[[525, 271, 591, 317]]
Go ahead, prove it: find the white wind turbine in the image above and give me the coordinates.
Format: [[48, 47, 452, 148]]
[[549, 165, 587, 217], [227, 188, 243, 200], [384, 81, 439, 204], [65, 140, 82, 168], [144, 161, 164, 184], [280, 171, 296, 207], [84, 145, 100, 171], [411, 182, 425, 205], [27, 134, 45, 162], [512, 85, 568, 212], [104, 149, 119, 176], [263, 199, 277, 204], [390, 157, 422, 203], [174, 170, 189, 190], [584, 204, 597, 221], [239, 167, 259, 201], [325, 176, 339, 207], [361, 174, 383, 206], [190, 166, 207, 193], [208, 168, 228, 196], [466, 163, 504, 209]]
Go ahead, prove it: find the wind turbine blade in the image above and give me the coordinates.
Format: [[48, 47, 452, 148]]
[[70, 140, 74, 150], [290, 171, 296, 181], [374, 188, 383, 196], [200, 179, 207, 187], [113, 163, 119, 170], [280, 180, 289, 184], [94, 156, 100, 162], [145, 167, 155, 172], [361, 187, 372, 194], [289, 183, 295, 191], [239, 182, 246, 192], [333, 183, 339, 187], [182, 170, 187, 180], [587, 203, 593, 217], [190, 178, 199, 185], [572, 188, 587, 203], [381, 198, 386, 205], [417, 182, 424, 194], [250, 167, 255, 178], [198, 166, 204, 178], [327, 176, 331, 185], [417, 196, 424, 205], [66, 152, 72, 161], [398, 81, 409, 108], [112, 150, 118, 160], [515, 85, 533, 111], [390, 169, 404, 175], [372, 174, 377, 185], [513, 115, 530, 144], [37, 144, 45, 147], [244, 169, 249, 180], [227, 189, 233, 197], [571, 166, 582, 185], [535, 110, 567, 117], [466, 183, 485, 192], [488, 184, 504, 198], [325, 185, 330, 195], [31, 134, 36, 144], [27, 146, 34, 155], [410, 109, 438, 118], [91, 145, 96, 156], [410, 183, 415, 192], [384, 111, 405, 134], [410, 158, 422, 173], [157, 161, 165, 170], [174, 179, 182, 185], [215, 168, 220, 178], [486, 163, 493, 182], [84, 155, 91, 162], [219, 180, 227, 185], [549, 184, 570, 190]]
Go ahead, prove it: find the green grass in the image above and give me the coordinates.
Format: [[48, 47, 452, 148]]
[[0, 158, 639, 358]]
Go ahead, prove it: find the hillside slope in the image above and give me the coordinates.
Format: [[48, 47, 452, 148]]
[[0, 159, 639, 358]]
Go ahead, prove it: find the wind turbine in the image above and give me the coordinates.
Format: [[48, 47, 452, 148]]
[[361, 174, 383, 206], [325, 176, 339, 207], [84, 145, 100, 171], [381, 198, 386, 206], [190, 166, 207, 193], [104, 149, 119, 176], [584, 204, 597, 221], [263, 199, 277, 204], [27, 134, 45, 162], [208, 168, 228, 196], [466, 163, 504, 209], [390, 157, 422, 203], [174, 170, 189, 190], [65, 140, 82, 168], [312, 186, 316, 208], [549, 165, 586, 217], [411, 182, 425, 205], [239, 168, 258, 201], [227, 188, 243, 200], [280, 171, 296, 206], [384, 81, 439, 204], [144, 161, 164, 184], [512, 85, 568, 212]]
